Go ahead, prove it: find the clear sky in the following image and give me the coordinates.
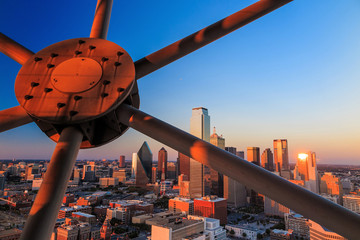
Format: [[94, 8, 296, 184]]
[[0, 0, 359, 164]]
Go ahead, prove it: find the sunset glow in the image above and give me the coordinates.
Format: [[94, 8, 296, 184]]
[[298, 153, 308, 161]]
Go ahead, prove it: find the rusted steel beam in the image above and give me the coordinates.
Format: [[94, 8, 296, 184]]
[[0, 33, 34, 65], [134, 0, 293, 80], [117, 104, 360, 239], [90, 0, 113, 39], [20, 127, 83, 240], [0, 106, 32, 132]]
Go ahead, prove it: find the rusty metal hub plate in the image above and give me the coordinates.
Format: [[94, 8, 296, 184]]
[[15, 38, 135, 124]]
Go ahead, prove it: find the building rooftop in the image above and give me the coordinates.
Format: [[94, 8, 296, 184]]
[[72, 212, 95, 218], [156, 218, 203, 231], [0, 228, 22, 237]]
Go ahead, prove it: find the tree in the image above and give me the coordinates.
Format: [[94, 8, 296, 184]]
[[230, 229, 235, 235], [266, 229, 271, 235], [242, 232, 247, 237]]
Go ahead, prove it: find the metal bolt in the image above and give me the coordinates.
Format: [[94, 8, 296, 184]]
[[103, 80, 111, 85], [34, 57, 42, 62], [114, 62, 121, 67], [117, 51, 124, 56], [24, 95, 33, 100], [57, 103, 66, 108], [78, 40, 85, 44], [44, 88, 53, 93], [101, 93, 109, 98], [31, 82, 40, 87], [50, 53, 59, 58], [102, 57, 109, 62], [75, 50, 82, 55], [69, 111, 78, 117], [117, 87, 125, 92], [74, 96, 82, 101], [47, 64, 55, 68], [89, 45, 96, 50]]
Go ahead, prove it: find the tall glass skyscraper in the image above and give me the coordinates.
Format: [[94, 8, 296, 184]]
[[189, 107, 210, 198]]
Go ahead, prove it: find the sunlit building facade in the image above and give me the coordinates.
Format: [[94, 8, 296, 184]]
[[273, 139, 289, 172], [190, 107, 210, 198], [261, 148, 274, 171], [247, 147, 260, 165]]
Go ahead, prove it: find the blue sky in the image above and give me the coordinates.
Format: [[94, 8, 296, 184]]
[[0, 0, 359, 164]]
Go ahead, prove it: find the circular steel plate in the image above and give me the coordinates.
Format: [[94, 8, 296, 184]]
[[15, 38, 135, 124]]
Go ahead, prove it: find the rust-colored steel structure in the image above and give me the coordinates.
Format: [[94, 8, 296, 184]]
[[0, 0, 359, 239]]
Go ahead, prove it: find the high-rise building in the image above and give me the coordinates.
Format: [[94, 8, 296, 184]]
[[261, 148, 274, 171], [119, 155, 125, 168], [151, 167, 157, 184], [273, 139, 289, 172], [132, 141, 153, 187], [209, 127, 225, 197], [158, 147, 168, 181], [343, 194, 360, 213], [179, 174, 190, 198], [190, 107, 210, 198], [236, 151, 245, 159], [178, 152, 190, 179], [294, 152, 319, 193], [264, 195, 290, 217], [194, 196, 227, 225], [224, 147, 247, 208], [320, 172, 343, 197], [167, 162, 177, 180], [247, 147, 260, 165]]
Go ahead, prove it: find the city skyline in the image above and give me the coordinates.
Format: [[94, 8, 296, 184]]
[[1, 0, 360, 164]]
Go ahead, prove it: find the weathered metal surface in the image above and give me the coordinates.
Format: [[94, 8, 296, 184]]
[[0, 32, 34, 65], [0, 105, 33, 132], [90, 0, 113, 39], [20, 126, 83, 240], [134, 0, 293, 80]]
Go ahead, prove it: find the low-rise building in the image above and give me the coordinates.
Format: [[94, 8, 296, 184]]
[[225, 224, 259, 240], [343, 194, 360, 213], [308, 219, 346, 240], [270, 229, 293, 240], [169, 197, 194, 215], [284, 212, 309, 239], [194, 196, 227, 225]]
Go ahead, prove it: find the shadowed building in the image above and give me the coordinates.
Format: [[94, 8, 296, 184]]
[[178, 152, 190, 179], [209, 127, 224, 197], [190, 107, 210, 198], [132, 141, 153, 187], [261, 148, 274, 171], [273, 139, 289, 172], [119, 155, 125, 168], [158, 147, 167, 181]]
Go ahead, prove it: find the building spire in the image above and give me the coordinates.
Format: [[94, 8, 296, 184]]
[[213, 126, 216, 134]]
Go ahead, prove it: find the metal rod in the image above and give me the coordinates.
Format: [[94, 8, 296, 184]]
[[90, 0, 113, 39], [117, 104, 360, 239], [0, 33, 34, 65], [20, 126, 83, 240], [134, 0, 292, 80], [0, 106, 33, 133]]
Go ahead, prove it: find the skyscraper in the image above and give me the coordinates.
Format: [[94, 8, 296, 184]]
[[261, 148, 274, 171], [190, 107, 210, 198], [178, 152, 190, 179], [209, 127, 224, 197], [132, 141, 153, 187], [247, 147, 260, 165], [119, 155, 125, 168], [158, 147, 168, 181], [224, 147, 247, 208], [273, 139, 289, 172], [294, 152, 319, 193]]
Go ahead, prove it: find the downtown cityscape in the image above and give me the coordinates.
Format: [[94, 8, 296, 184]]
[[1, 0, 360, 240], [0, 107, 359, 240]]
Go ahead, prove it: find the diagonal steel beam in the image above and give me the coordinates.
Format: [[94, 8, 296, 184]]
[[117, 104, 360, 239], [134, 0, 293, 80], [0, 106, 33, 133], [20, 126, 83, 240], [90, 0, 113, 39], [0, 33, 34, 65]]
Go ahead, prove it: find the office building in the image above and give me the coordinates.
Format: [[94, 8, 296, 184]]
[[194, 196, 227, 225], [113, 169, 126, 183], [320, 173, 343, 197], [284, 212, 309, 239], [179, 174, 190, 198], [294, 152, 319, 193], [190, 107, 210, 198], [224, 147, 247, 208], [132, 141, 153, 187], [188, 216, 227, 240], [169, 197, 194, 215], [151, 167, 157, 183], [273, 139, 289, 172], [261, 148, 274, 171], [343, 194, 360, 213], [100, 219, 112, 240], [209, 127, 225, 197], [247, 147, 260, 165], [178, 152, 190, 178], [236, 151, 245, 159], [264, 195, 290, 217], [99, 177, 118, 188], [167, 162, 177, 180], [158, 147, 168, 181], [119, 155, 125, 168]]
